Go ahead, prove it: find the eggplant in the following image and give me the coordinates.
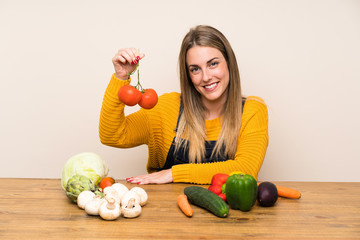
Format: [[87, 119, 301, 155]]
[[257, 182, 278, 207]]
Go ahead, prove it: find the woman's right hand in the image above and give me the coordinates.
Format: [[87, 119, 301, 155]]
[[112, 48, 145, 80]]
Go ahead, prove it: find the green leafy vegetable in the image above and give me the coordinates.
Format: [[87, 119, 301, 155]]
[[66, 174, 96, 203], [61, 152, 109, 190]]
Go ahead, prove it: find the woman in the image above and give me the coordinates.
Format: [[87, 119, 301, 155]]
[[99, 25, 268, 185]]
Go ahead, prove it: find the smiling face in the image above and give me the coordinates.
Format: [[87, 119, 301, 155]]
[[186, 46, 230, 108]]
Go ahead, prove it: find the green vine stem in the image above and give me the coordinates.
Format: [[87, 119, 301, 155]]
[[134, 63, 145, 93], [126, 49, 145, 93]]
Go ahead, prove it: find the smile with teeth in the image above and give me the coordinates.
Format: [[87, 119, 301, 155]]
[[204, 82, 219, 90]]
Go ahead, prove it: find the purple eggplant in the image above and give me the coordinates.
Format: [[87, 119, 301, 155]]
[[257, 182, 278, 207]]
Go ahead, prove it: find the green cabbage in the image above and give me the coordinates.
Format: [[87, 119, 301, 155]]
[[61, 152, 109, 190]]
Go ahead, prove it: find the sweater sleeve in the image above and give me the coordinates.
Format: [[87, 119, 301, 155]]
[[99, 74, 150, 148], [171, 97, 269, 184]]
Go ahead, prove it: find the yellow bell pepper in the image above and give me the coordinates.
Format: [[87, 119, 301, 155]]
[[229, 171, 244, 176]]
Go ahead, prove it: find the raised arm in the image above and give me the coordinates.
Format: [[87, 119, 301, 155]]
[[99, 48, 149, 148], [99, 74, 151, 148]]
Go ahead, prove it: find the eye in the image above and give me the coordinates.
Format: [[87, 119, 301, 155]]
[[209, 61, 219, 68], [190, 67, 200, 73]]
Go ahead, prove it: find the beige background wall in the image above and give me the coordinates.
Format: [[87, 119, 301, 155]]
[[1, 0, 359, 181]]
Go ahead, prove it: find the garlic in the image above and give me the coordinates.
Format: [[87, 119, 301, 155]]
[[99, 196, 121, 220], [85, 195, 106, 216], [130, 187, 148, 206], [121, 198, 142, 218], [111, 183, 129, 200], [121, 191, 140, 207], [77, 190, 95, 209]]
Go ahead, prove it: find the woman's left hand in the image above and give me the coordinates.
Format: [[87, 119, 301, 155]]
[[126, 169, 173, 185]]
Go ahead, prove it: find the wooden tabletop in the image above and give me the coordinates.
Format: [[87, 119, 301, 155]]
[[0, 179, 359, 239]]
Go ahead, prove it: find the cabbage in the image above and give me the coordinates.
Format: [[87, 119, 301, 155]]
[[61, 152, 109, 190]]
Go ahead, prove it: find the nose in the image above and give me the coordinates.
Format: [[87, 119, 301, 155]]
[[202, 69, 211, 82]]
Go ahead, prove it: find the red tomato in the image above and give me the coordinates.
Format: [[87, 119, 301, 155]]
[[138, 88, 158, 109], [99, 177, 115, 190], [118, 85, 142, 106]]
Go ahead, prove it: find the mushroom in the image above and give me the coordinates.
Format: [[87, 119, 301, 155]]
[[121, 198, 142, 218], [103, 186, 121, 205], [85, 195, 106, 216], [99, 196, 121, 220], [130, 187, 148, 206], [77, 190, 95, 209], [121, 191, 140, 207], [111, 183, 129, 200]]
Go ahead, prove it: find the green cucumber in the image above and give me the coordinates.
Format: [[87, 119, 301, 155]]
[[184, 186, 229, 218]]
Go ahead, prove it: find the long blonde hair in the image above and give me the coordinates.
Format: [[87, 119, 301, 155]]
[[175, 25, 243, 163]]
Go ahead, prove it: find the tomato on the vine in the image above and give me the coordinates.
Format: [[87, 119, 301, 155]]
[[99, 177, 115, 190], [139, 88, 158, 109], [118, 85, 142, 106], [118, 60, 158, 109]]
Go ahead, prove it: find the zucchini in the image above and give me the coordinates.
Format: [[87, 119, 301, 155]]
[[184, 186, 229, 218]]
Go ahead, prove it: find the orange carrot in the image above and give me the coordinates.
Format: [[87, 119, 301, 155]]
[[177, 194, 193, 217], [276, 185, 301, 199], [257, 182, 301, 199]]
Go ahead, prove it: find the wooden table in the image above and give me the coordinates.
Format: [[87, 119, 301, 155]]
[[0, 179, 359, 239]]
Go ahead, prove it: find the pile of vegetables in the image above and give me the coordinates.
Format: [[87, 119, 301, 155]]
[[61, 152, 148, 220], [178, 172, 301, 218], [77, 179, 148, 220], [62, 153, 301, 219]]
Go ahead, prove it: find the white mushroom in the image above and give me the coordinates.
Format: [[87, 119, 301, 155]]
[[103, 186, 121, 205], [111, 183, 129, 200], [121, 198, 142, 218], [77, 190, 95, 209], [85, 195, 106, 216], [121, 191, 140, 207], [99, 196, 121, 220], [130, 187, 148, 206]]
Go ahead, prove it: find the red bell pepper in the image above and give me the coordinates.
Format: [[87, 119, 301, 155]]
[[208, 173, 229, 201]]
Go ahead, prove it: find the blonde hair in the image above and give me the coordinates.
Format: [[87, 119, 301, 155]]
[[175, 25, 243, 163]]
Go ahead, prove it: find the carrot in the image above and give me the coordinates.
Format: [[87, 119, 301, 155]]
[[177, 194, 193, 217], [257, 182, 301, 199], [276, 185, 301, 199]]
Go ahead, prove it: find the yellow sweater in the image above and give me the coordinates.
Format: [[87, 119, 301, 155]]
[[99, 74, 269, 184]]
